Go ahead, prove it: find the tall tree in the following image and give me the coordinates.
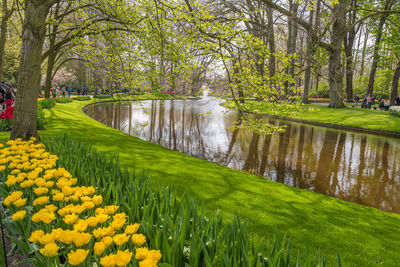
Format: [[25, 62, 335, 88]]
[[0, 0, 14, 81], [390, 59, 400, 105], [11, 0, 59, 140], [327, 0, 346, 107], [343, 0, 360, 103], [366, 0, 394, 97]]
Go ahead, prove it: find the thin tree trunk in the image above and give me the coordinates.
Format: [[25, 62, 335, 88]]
[[359, 26, 369, 77], [366, 0, 393, 97], [284, 1, 298, 94], [343, 0, 358, 103], [0, 0, 13, 82], [44, 3, 60, 98], [44, 51, 56, 98], [328, 0, 346, 108], [313, 0, 321, 92], [266, 7, 275, 77], [390, 60, 400, 105], [302, 8, 314, 103], [11, 0, 55, 140]]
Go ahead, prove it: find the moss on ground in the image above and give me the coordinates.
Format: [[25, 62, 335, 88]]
[[1, 100, 399, 266]]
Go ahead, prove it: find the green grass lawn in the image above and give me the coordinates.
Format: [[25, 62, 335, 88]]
[[231, 100, 400, 133], [1, 100, 400, 266]]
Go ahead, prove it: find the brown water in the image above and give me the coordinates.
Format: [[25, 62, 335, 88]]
[[84, 98, 400, 213]]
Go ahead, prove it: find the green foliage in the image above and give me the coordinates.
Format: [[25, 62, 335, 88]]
[[73, 96, 91, 101], [36, 106, 46, 130], [375, 69, 393, 97], [38, 98, 56, 109], [309, 81, 330, 98], [0, 119, 12, 131], [389, 109, 400, 117], [42, 134, 333, 266], [353, 75, 369, 95], [55, 97, 73, 103], [93, 95, 112, 99]]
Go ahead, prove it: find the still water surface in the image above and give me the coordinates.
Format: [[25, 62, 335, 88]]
[[85, 98, 400, 213]]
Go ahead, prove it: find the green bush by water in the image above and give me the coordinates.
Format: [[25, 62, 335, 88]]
[[55, 97, 73, 103], [38, 98, 56, 109], [42, 134, 336, 267], [93, 94, 112, 99], [73, 96, 91, 101], [389, 109, 400, 117], [36, 106, 46, 130]]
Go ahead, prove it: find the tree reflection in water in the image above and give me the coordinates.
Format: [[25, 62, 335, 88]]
[[85, 99, 400, 213]]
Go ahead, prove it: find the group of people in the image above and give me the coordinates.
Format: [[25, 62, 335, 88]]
[[48, 87, 88, 97], [353, 94, 400, 111], [0, 81, 16, 110], [354, 95, 375, 109]]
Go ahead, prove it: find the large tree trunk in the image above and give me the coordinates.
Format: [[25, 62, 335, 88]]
[[328, 0, 346, 108], [0, 0, 13, 81], [11, 0, 55, 140], [390, 60, 400, 105], [366, 0, 393, 97]]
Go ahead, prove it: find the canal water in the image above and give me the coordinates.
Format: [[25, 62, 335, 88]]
[[84, 98, 400, 213]]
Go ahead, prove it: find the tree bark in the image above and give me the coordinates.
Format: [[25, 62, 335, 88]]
[[0, 0, 13, 82], [328, 0, 346, 108], [11, 0, 56, 140], [266, 7, 275, 78], [44, 50, 56, 98], [302, 8, 314, 103], [284, 0, 298, 94], [390, 60, 400, 105], [343, 0, 358, 103], [366, 0, 393, 97], [359, 25, 369, 77]]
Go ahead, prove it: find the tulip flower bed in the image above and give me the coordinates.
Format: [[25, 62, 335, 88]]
[[0, 107, 13, 131], [0, 138, 161, 266]]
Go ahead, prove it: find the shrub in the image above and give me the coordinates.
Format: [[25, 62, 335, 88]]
[[73, 96, 91, 101], [309, 81, 329, 98], [0, 117, 12, 131], [55, 97, 72, 103], [93, 94, 112, 99], [38, 98, 56, 109], [36, 106, 46, 130], [389, 109, 400, 117]]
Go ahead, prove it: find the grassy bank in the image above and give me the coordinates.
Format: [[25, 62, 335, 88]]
[[1, 100, 400, 266], [223, 100, 400, 133]]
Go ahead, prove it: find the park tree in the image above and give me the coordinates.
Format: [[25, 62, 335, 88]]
[[0, 0, 15, 81], [11, 0, 60, 140]]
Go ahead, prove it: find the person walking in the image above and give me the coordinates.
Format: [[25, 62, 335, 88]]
[[354, 94, 360, 107], [67, 87, 71, 97], [0, 81, 6, 110], [366, 95, 372, 109]]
